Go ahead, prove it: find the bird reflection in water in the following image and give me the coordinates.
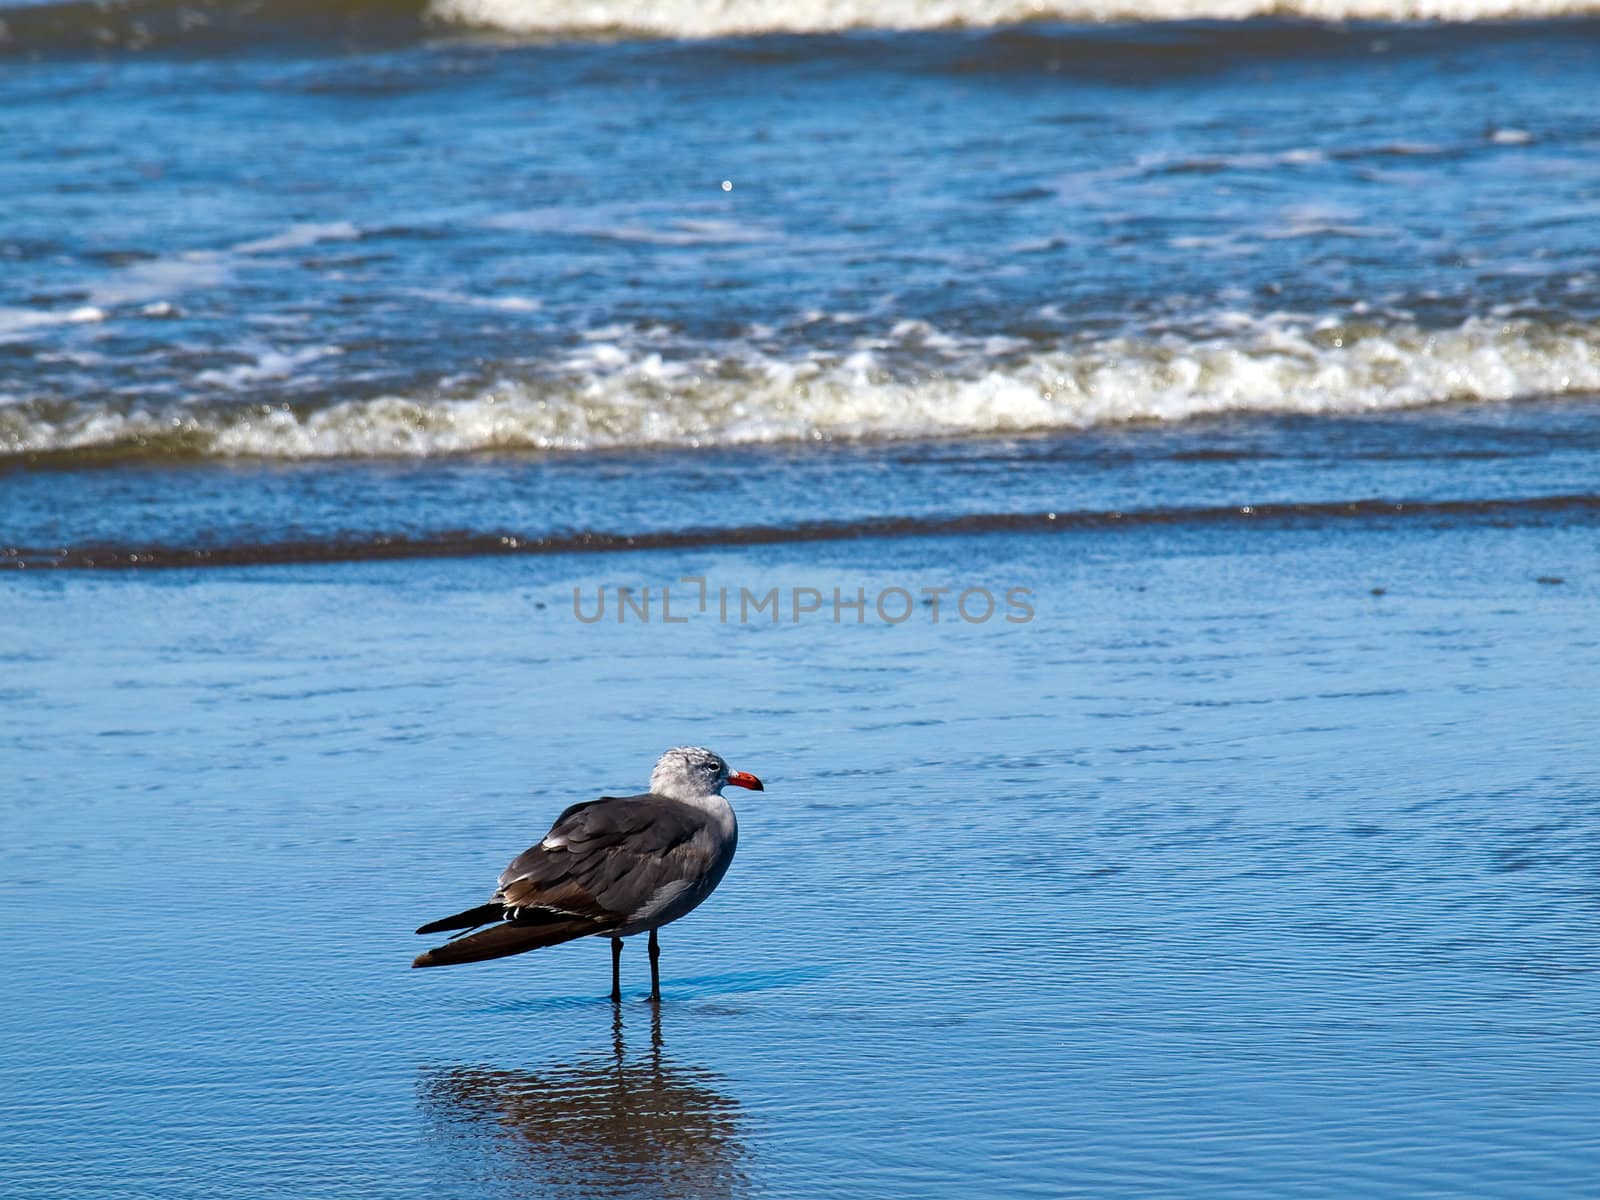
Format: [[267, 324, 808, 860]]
[[420, 1007, 749, 1199]]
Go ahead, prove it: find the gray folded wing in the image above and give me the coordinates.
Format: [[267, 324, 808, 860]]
[[494, 793, 715, 923]]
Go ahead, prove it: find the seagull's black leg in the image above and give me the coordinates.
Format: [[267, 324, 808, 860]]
[[648, 928, 661, 1003], [611, 936, 623, 1004]]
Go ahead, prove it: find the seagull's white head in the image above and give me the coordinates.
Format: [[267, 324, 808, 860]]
[[649, 746, 764, 803]]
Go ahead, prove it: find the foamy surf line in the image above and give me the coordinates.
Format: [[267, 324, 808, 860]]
[[3, 316, 1598, 464], [5, 494, 1598, 570], [3, 0, 1597, 57], [430, 0, 1600, 38]]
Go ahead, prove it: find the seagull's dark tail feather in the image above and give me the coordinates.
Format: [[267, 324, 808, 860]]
[[416, 903, 506, 936], [412, 917, 603, 969]]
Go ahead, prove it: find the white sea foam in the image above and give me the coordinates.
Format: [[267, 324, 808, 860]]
[[429, 0, 1598, 39], [233, 222, 361, 255], [4, 315, 1598, 460], [484, 209, 777, 246], [194, 345, 344, 390], [401, 287, 543, 313], [87, 253, 232, 307], [0, 254, 230, 343], [0, 303, 108, 341]]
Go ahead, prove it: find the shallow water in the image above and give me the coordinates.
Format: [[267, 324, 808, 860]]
[[5, 516, 1598, 1197]]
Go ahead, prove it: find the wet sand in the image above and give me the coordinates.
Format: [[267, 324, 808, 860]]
[[4, 516, 1597, 1197]]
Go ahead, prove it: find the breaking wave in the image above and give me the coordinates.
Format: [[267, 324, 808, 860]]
[[3, 0, 1597, 55], [432, 0, 1600, 39], [3, 315, 1598, 465]]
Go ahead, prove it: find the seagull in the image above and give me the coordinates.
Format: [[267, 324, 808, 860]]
[[413, 746, 763, 1003]]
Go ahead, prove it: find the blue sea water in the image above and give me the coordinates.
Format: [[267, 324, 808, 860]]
[[2, 3, 1599, 1197], [3, 15, 1599, 485]]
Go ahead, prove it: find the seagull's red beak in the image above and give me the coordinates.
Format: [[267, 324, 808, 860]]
[[726, 770, 764, 792]]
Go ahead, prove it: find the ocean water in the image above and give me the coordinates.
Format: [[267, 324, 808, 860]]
[[3, 2, 1599, 1197]]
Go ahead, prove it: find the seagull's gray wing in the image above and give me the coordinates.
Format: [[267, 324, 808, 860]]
[[495, 793, 714, 922]]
